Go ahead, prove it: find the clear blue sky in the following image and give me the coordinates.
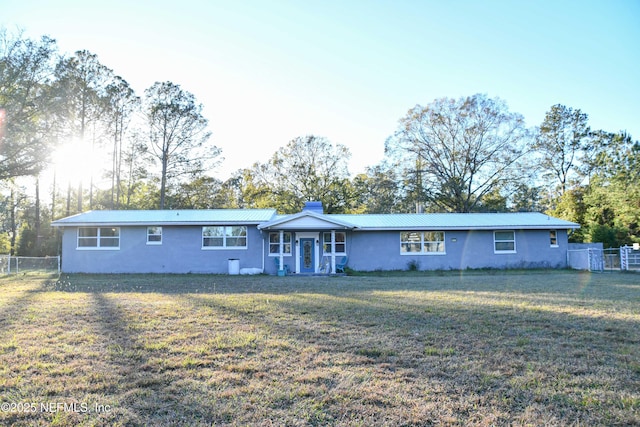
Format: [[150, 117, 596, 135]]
[[3, 0, 639, 179]]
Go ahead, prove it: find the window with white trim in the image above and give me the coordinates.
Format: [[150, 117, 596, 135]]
[[549, 230, 558, 247], [323, 232, 346, 254], [78, 227, 120, 249], [269, 232, 292, 255], [494, 230, 516, 253], [400, 231, 445, 254], [147, 226, 162, 245], [202, 226, 247, 249], [423, 231, 445, 253]]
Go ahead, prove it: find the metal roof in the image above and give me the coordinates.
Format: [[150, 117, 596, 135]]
[[51, 209, 579, 230], [51, 209, 277, 227], [328, 212, 580, 230]]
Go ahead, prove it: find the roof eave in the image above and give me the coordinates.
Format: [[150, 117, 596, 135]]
[[351, 225, 580, 231], [51, 220, 267, 227]]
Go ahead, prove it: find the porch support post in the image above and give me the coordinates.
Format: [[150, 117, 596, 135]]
[[279, 230, 284, 272], [331, 230, 336, 273]]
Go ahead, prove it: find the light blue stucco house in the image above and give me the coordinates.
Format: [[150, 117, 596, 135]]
[[51, 202, 580, 274]]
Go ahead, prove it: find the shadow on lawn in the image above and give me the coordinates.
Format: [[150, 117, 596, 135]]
[[86, 292, 223, 425], [4, 273, 638, 424], [44, 271, 640, 306], [181, 288, 640, 425], [0, 279, 47, 345]]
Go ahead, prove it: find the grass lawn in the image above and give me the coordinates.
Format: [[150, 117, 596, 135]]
[[0, 271, 639, 426]]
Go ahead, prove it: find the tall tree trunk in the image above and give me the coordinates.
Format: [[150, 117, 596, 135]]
[[77, 91, 86, 213], [66, 181, 72, 217], [35, 176, 41, 253], [159, 133, 168, 209], [160, 152, 168, 209], [77, 181, 83, 213], [51, 169, 57, 221], [89, 177, 93, 210], [117, 112, 126, 209], [9, 184, 17, 255], [115, 124, 123, 209], [88, 124, 96, 209], [110, 112, 119, 209]]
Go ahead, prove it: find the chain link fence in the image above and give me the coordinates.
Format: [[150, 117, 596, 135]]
[[0, 255, 60, 274]]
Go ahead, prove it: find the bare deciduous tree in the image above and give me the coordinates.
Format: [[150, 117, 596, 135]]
[[251, 135, 352, 213], [386, 94, 530, 212]]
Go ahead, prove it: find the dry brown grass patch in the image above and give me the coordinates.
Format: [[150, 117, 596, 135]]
[[0, 271, 638, 425]]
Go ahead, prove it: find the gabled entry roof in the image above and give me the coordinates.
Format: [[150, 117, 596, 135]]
[[257, 210, 356, 231]]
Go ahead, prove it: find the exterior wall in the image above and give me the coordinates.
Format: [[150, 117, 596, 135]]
[[347, 229, 570, 271], [60, 225, 265, 274], [60, 225, 571, 274]]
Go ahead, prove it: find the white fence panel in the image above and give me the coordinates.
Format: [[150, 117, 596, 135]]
[[567, 248, 605, 272], [621, 245, 640, 271], [589, 248, 604, 272], [565, 244, 639, 272]]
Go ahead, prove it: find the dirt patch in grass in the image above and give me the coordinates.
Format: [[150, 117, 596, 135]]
[[0, 271, 639, 425]]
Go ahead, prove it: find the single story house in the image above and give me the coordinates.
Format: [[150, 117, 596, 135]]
[[51, 202, 580, 274]]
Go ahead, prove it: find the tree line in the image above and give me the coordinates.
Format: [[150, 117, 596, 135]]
[[1, 29, 638, 255]]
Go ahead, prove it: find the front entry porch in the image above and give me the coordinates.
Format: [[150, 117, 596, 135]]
[[268, 229, 349, 275], [294, 231, 348, 275], [258, 205, 353, 275]]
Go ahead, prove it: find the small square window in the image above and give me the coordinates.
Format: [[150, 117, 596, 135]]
[[147, 226, 162, 245], [322, 232, 346, 254], [269, 232, 292, 255], [494, 231, 516, 253]]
